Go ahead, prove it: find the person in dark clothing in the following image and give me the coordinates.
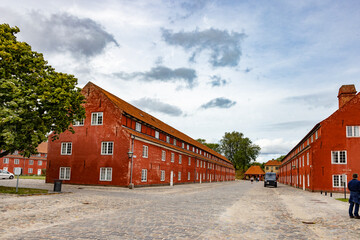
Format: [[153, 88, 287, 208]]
[[348, 173, 360, 219]]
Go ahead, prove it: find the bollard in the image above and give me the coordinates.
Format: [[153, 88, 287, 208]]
[[330, 192, 332, 197], [325, 191, 327, 196], [321, 190, 322, 194]]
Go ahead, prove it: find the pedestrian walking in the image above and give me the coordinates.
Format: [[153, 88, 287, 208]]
[[250, 176, 254, 184], [348, 173, 360, 219]]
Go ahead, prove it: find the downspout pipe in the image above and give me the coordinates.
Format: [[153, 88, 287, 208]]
[[129, 135, 135, 189]]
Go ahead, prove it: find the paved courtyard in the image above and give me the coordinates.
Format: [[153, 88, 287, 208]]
[[0, 179, 359, 239]]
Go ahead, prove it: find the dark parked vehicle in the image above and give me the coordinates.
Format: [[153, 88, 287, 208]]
[[264, 172, 277, 187]]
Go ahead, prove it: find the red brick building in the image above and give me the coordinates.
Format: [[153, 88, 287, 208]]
[[244, 165, 265, 181], [46, 82, 235, 187], [279, 85, 360, 192], [0, 142, 48, 175]]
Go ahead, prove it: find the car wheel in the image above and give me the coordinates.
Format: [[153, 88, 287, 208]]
[[9, 175, 14, 179]]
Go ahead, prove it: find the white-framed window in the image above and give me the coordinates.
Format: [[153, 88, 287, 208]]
[[29, 160, 34, 165], [100, 167, 112, 181], [28, 168, 33, 174], [135, 122, 141, 132], [188, 172, 190, 180], [315, 131, 318, 140], [331, 151, 346, 164], [14, 159, 19, 165], [300, 175, 302, 185], [155, 131, 159, 139], [38, 160, 42, 166], [333, 174, 347, 187], [347, 126, 360, 137], [142, 145, 148, 158], [59, 167, 71, 180], [179, 155, 182, 164], [161, 170, 165, 181], [3, 158, 9, 164], [307, 139, 309, 145], [311, 135, 313, 143], [141, 169, 147, 182], [61, 142, 72, 155], [166, 136, 170, 143], [161, 150, 166, 161], [197, 160, 199, 167], [73, 119, 84, 126], [187, 145, 189, 150], [101, 142, 114, 155], [200, 161, 202, 167], [196, 172, 199, 180], [173, 139, 177, 146], [307, 174, 310, 187], [91, 112, 103, 125], [188, 157, 191, 166], [171, 152, 175, 162], [203, 173, 205, 180], [182, 142, 184, 148], [178, 172, 181, 181], [302, 156, 304, 167], [307, 152, 309, 165]]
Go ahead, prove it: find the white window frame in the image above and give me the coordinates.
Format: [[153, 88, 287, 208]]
[[141, 169, 147, 182], [73, 119, 84, 126], [173, 139, 177, 146], [346, 126, 360, 137], [331, 150, 347, 164], [188, 157, 191, 166], [188, 172, 190, 180], [14, 159, 19, 165], [38, 160, 42, 166], [333, 174, 347, 188], [101, 141, 114, 155], [166, 136, 170, 143], [61, 142, 72, 155], [142, 145, 148, 158], [91, 112, 103, 125], [3, 158, 9, 164], [161, 170, 165, 181], [135, 122, 142, 132], [182, 142, 184, 148], [59, 167, 71, 180], [100, 167, 112, 181], [178, 172, 181, 181], [28, 168, 33, 174], [29, 160, 34, 165], [307, 152, 309, 165], [307, 174, 310, 187], [171, 152, 175, 162], [155, 131, 159, 139], [179, 155, 182, 164], [161, 150, 166, 161]]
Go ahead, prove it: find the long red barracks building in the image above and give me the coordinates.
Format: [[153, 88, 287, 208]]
[[278, 84, 360, 192], [46, 82, 235, 187]]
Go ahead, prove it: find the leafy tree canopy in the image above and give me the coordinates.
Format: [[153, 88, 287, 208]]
[[220, 131, 260, 170], [196, 138, 221, 154], [0, 24, 85, 158], [275, 155, 285, 162]]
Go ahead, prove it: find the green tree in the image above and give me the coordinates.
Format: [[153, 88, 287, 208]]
[[196, 138, 221, 153], [275, 155, 285, 162], [220, 131, 261, 170], [0, 24, 85, 158]]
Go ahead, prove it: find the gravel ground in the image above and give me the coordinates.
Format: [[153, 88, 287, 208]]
[[0, 179, 359, 239]]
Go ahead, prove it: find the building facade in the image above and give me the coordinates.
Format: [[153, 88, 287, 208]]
[[264, 160, 281, 174], [0, 142, 48, 175], [46, 82, 235, 187], [279, 85, 360, 192], [244, 165, 265, 181]]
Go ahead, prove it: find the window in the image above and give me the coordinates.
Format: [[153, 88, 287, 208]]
[[307, 174, 310, 187], [196, 172, 199, 180], [347, 126, 360, 137], [182, 142, 184, 148], [333, 174, 347, 187], [178, 172, 181, 181], [61, 142, 72, 155], [311, 135, 313, 143], [14, 159, 19, 165], [188, 157, 191, 166], [135, 122, 141, 132], [59, 167, 71, 180], [161, 170, 165, 181], [331, 151, 346, 164], [315, 131, 318, 140], [266, 166, 269, 170], [197, 160, 199, 167], [101, 142, 114, 155], [155, 131, 159, 139], [179, 155, 182, 164], [203, 173, 205, 180], [28, 168, 33, 174], [173, 139, 177, 146], [166, 136, 170, 143], [29, 160, 34, 165], [307, 152, 309, 165], [171, 153, 175, 162], [73, 119, 84, 126], [38, 160, 42, 166], [91, 112, 103, 125], [3, 158, 9, 164], [302, 156, 304, 167], [187, 145, 189, 150], [188, 172, 190, 180], [141, 169, 147, 182], [162, 150, 166, 161], [100, 168, 112, 181], [142, 145, 148, 158]]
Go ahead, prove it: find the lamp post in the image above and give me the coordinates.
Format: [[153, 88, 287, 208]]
[[128, 150, 134, 189]]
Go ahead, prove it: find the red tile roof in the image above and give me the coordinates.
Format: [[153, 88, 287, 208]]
[[86, 82, 232, 165], [264, 160, 282, 166], [36, 142, 48, 154], [244, 165, 265, 175]]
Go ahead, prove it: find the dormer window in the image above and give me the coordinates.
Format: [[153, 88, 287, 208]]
[[136, 122, 141, 132], [173, 139, 177, 146], [166, 136, 170, 143], [155, 131, 159, 139], [182, 143, 184, 148]]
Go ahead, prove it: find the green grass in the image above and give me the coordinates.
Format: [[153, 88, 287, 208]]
[[19, 175, 45, 180], [0, 186, 48, 195], [335, 198, 348, 202]]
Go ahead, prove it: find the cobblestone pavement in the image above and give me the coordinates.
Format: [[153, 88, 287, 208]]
[[0, 179, 359, 239]]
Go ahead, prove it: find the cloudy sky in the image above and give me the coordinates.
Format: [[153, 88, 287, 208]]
[[1, 0, 360, 162]]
